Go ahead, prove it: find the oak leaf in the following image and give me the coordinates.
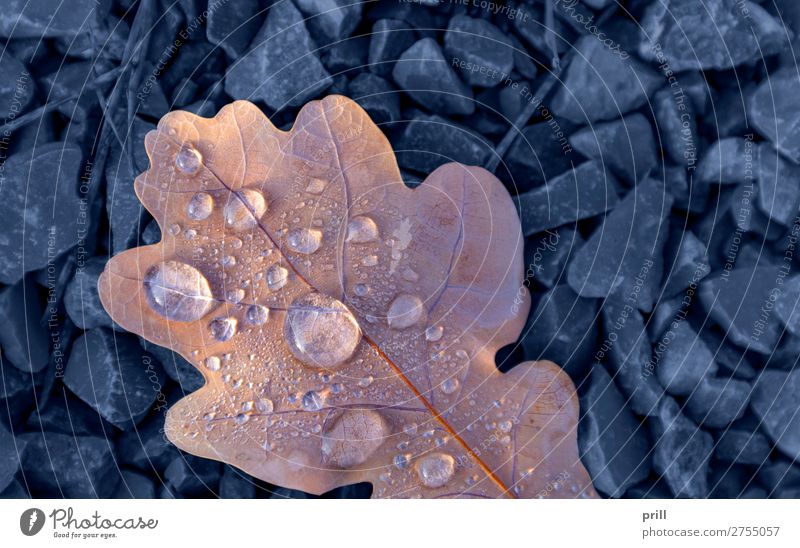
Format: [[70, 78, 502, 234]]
[[98, 96, 596, 498]]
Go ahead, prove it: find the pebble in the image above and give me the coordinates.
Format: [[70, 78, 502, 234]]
[[0, 0, 97, 38], [524, 227, 584, 289], [165, 454, 221, 496], [502, 120, 580, 191], [219, 465, 257, 498], [656, 322, 718, 397], [714, 427, 772, 466], [653, 86, 699, 169], [751, 369, 800, 461], [662, 230, 711, 298], [348, 73, 400, 125], [113, 470, 157, 499], [749, 70, 800, 162], [0, 422, 25, 493], [443, 15, 512, 87], [0, 277, 49, 373], [756, 144, 800, 226], [64, 257, 117, 331], [145, 342, 204, 393], [294, 0, 362, 43], [368, 19, 415, 77], [697, 138, 756, 186], [685, 377, 751, 428], [206, 0, 264, 58]]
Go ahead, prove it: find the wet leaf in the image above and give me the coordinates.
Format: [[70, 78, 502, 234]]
[[98, 96, 596, 498]]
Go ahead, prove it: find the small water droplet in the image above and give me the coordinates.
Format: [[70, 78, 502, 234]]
[[204, 356, 221, 371], [286, 227, 322, 254], [285, 292, 362, 368], [246, 304, 269, 325], [168, 224, 181, 236], [361, 255, 378, 267], [234, 413, 249, 425], [241, 401, 255, 412], [176, 145, 202, 174], [187, 192, 213, 220], [416, 453, 455, 488], [256, 398, 274, 413], [266, 264, 289, 291], [358, 376, 373, 388], [301, 390, 323, 412], [209, 317, 237, 342], [498, 420, 513, 433], [394, 454, 411, 470], [425, 325, 443, 342], [455, 349, 469, 360], [226, 289, 245, 304], [403, 423, 418, 436], [221, 255, 236, 268], [354, 283, 368, 296], [346, 216, 379, 243], [305, 178, 327, 194], [144, 261, 214, 322], [387, 294, 425, 329], [441, 378, 459, 395], [183, 228, 197, 240], [224, 189, 267, 231]]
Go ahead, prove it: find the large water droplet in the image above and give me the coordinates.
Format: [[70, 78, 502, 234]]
[[223, 188, 267, 231], [176, 145, 202, 174], [246, 304, 269, 325], [425, 325, 443, 342], [266, 264, 289, 291], [187, 192, 213, 220], [209, 317, 237, 342], [346, 216, 379, 243], [387, 294, 425, 329], [321, 409, 388, 468], [144, 261, 215, 322], [286, 227, 322, 254], [204, 356, 221, 371], [416, 453, 455, 488], [285, 292, 361, 368], [441, 377, 459, 395]]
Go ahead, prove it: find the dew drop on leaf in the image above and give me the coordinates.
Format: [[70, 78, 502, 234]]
[[256, 398, 274, 413], [226, 289, 245, 304], [301, 390, 323, 411], [425, 325, 443, 342], [284, 292, 361, 368], [224, 189, 267, 231], [266, 264, 289, 291], [354, 283, 368, 296], [187, 192, 213, 220], [346, 215, 379, 243], [416, 453, 455, 488], [321, 409, 388, 468], [143, 261, 214, 322], [305, 178, 327, 194], [286, 227, 322, 254], [209, 317, 237, 342], [204, 356, 221, 371], [441, 378, 459, 395], [387, 294, 424, 329], [175, 145, 202, 174], [246, 304, 269, 325]]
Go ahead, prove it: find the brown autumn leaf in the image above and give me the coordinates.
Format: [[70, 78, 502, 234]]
[[98, 96, 596, 499]]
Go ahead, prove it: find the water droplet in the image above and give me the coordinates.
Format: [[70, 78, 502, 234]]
[[176, 145, 202, 174], [425, 325, 443, 342], [416, 453, 455, 488], [221, 255, 236, 268], [285, 293, 361, 368], [455, 349, 469, 360], [387, 294, 425, 329], [187, 192, 213, 220], [223, 189, 267, 231], [256, 398, 274, 413], [144, 261, 214, 322], [301, 390, 324, 412], [168, 224, 181, 236], [305, 178, 327, 194], [354, 283, 368, 296], [361, 255, 378, 267], [246, 304, 269, 325], [286, 227, 322, 254], [358, 376, 373, 388], [346, 216, 379, 243], [209, 317, 237, 342], [241, 401, 255, 412], [183, 228, 197, 240], [226, 289, 245, 304], [498, 420, 513, 433], [394, 454, 411, 470], [266, 264, 289, 291], [403, 423, 418, 436], [204, 356, 221, 371], [321, 409, 388, 468], [234, 413, 249, 425], [441, 378, 459, 395]]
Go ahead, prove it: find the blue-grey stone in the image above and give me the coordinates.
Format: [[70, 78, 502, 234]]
[[206, 0, 264, 58], [294, 0, 362, 43], [64, 257, 116, 331], [368, 19, 415, 77], [756, 144, 800, 226], [714, 427, 772, 466], [348, 73, 400, 125], [656, 322, 717, 396], [219, 465, 257, 498], [653, 85, 699, 169], [113, 469, 157, 499], [748, 69, 800, 163], [443, 15, 512, 87], [0, 422, 25, 492], [751, 369, 800, 460], [663, 230, 711, 298], [685, 377, 751, 428], [0, 277, 49, 373]]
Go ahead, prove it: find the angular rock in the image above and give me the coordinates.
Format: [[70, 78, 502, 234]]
[[0, 55, 34, 119], [322, 36, 368, 75], [117, 414, 179, 472], [206, 0, 264, 58], [64, 257, 116, 331], [368, 19, 416, 77], [0, 277, 49, 373], [522, 284, 599, 379], [757, 144, 800, 226], [551, 35, 661, 124], [515, 161, 619, 236], [145, 342, 203, 393], [392, 38, 474, 116], [502, 120, 580, 190], [751, 369, 800, 460], [443, 15, 512, 87], [578, 367, 652, 497], [749, 70, 800, 162], [648, 296, 685, 343], [294, 0, 362, 43], [775, 275, 800, 335], [0, 142, 84, 284], [510, 34, 537, 80], [0, 422, 25, 492], [64, 328, 165, 430], [393, 112, 491, 174], [19, 431, 118, 497], [25, 390, 105, 436], [650, 398, 713, 498], [0, 361, 36, 425], [714, 427, 772, 466], [757, 458, 800, 494], [601, 301, 664, 416], [165, 454, 221, 496], [653, 86, 699, 169], [666, 166, 708, 214], [569, 114, 658, 185], [656, 322, 717, 396], [524, 227, 583, 289], [141, 219, 161, 246], [347, 73, 400, 125], [225, 0, 332, 109], [0, 0, 97, 38], [568, 179, 673, 312], [699, 266, 784, 355], [113, 470, 157, 499], [638, 0, 784, 71], [663, 230, 711, 298], [685, 377, 751, 428], [219, 465, 257, 498], [697, 137, 758, 186]]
